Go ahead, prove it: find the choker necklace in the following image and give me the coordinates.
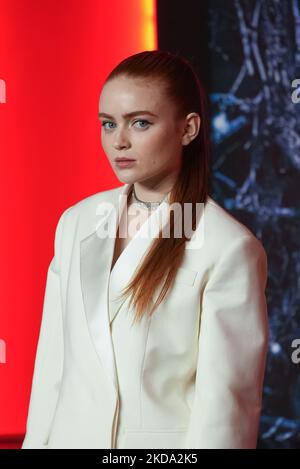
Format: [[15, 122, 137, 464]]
[[131, 186, 167, 210]]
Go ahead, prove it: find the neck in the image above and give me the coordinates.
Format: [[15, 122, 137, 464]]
[[132, 178, 175, 203], [131, 186, 166, 210]]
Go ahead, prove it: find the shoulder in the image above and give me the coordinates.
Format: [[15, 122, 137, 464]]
[[205, 195, 255, 239], [193, 196, 268, 289], [200, 195, 267, 264], [55, 185, 123, 239], [72, 185, 122, 213]]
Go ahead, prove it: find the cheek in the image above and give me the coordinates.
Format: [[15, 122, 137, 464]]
[[136, 129, 171, 157], [150, 133, 179, 164], [101, 134, 112, 154], [138, 141, 163, 168]]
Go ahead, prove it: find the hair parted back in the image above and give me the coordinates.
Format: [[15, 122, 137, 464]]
[[103, 49, 211, 324]]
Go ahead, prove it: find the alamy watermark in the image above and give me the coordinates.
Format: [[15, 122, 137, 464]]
[[0, 79, 6, 103], [291, 79, 300, 103], [94, 193, 205, 249], [0, 339, 6, 364], [291, 338, 300, 364]]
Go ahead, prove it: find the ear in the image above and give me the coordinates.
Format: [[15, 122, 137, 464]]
[[181, 113, 201, 146]]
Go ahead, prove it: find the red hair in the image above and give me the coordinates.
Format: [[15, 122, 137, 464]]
[[103, 50, 211, 323]]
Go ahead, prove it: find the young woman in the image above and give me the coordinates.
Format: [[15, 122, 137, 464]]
[[22, 50, 269, 449]]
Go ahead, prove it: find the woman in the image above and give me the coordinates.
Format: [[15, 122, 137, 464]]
[[22, 50, 269, 449]]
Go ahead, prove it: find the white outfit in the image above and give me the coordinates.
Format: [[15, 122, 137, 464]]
[[21, 183, 269, 449]]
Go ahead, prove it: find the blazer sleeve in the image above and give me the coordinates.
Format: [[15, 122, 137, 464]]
[[184, 235, 269, 449], [21, 207, 71, 449]]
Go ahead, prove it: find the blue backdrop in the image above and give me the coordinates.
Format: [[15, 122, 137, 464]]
[[208, 0, 300, 448]]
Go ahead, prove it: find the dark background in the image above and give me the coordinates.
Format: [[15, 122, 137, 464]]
[[157, 0, 300, 449]]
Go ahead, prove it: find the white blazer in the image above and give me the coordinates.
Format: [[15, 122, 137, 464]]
[[22, 182, 269, 449]]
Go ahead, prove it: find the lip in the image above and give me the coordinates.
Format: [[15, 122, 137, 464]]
[[115, 159, 136, 168], [114, 157, 136, 162]]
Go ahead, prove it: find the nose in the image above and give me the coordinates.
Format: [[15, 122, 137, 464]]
[[113, 127, 130, 150]]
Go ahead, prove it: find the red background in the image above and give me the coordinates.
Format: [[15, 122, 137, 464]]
[[0, 0, 157, 448]]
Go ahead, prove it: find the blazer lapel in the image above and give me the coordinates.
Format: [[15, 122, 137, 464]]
[[108, 187, 171, 324], [79, 189, 120, 395], [80, 183, 170, 395]]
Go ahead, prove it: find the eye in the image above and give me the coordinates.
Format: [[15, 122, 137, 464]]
[[101, 121, 116, 130], [133, 119, 151, 129], [101, 119, 152, 131]]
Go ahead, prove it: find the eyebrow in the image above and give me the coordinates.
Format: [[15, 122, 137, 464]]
[[98, 110, 158, 119]]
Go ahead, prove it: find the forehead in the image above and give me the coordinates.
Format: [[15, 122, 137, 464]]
[[99, 76, 169, 113]]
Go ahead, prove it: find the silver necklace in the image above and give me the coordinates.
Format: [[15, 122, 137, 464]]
[[131, 186, 167, 210]]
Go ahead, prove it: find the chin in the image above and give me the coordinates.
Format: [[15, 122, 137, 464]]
[[115, 173, 137, 184], [117, 174, 136, 184]]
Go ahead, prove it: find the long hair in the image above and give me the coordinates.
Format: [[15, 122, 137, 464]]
[[103, 50, 211, 324]]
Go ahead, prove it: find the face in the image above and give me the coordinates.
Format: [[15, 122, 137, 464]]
[[99, 75, 190, 189]]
